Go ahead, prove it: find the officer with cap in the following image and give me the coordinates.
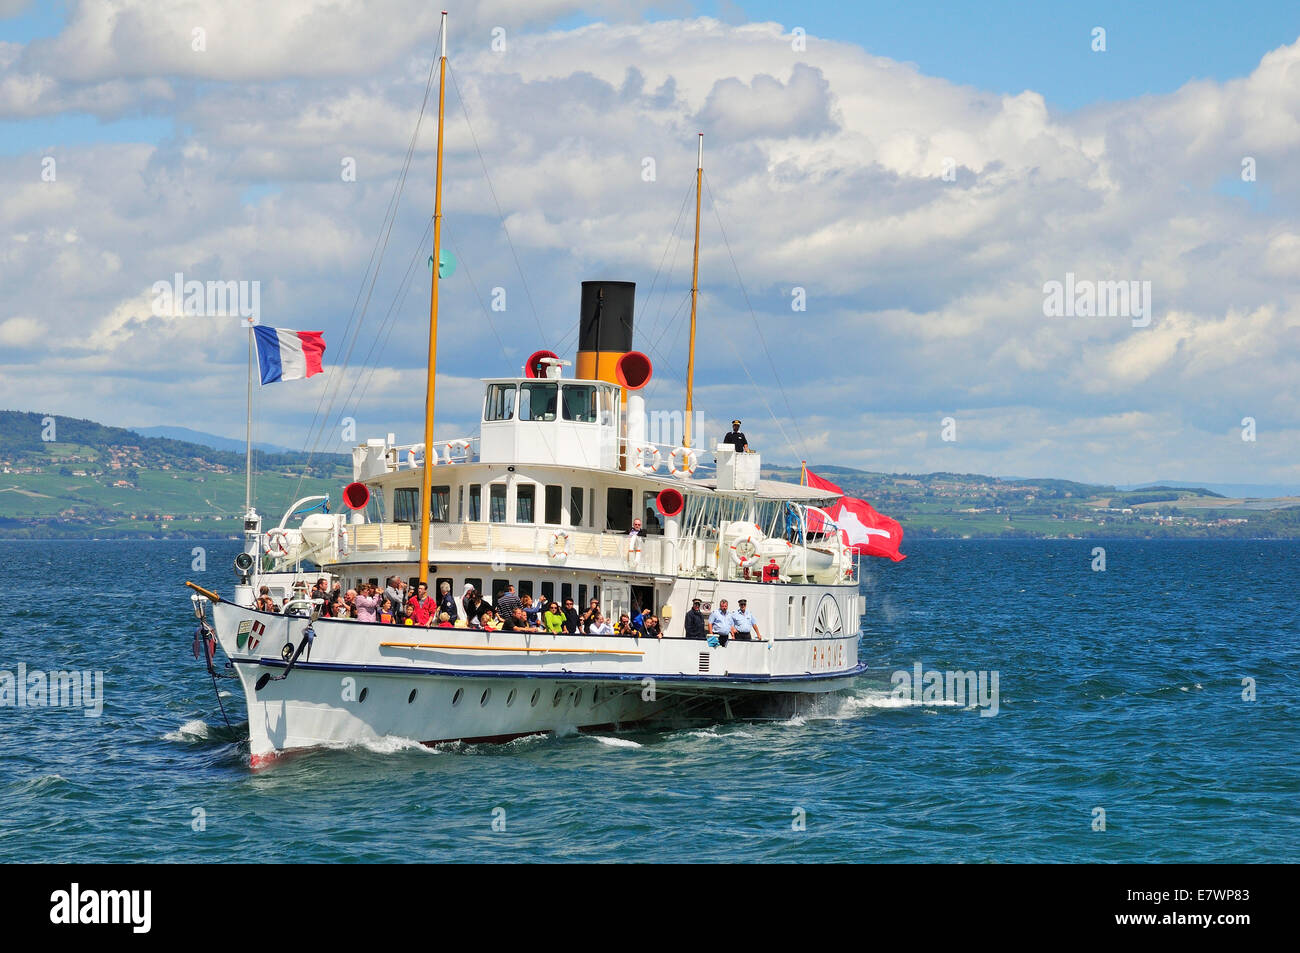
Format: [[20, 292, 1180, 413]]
[[723, 419, 749, 453]]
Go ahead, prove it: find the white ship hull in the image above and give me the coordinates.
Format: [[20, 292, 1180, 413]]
[[210, 600, 864, 767]]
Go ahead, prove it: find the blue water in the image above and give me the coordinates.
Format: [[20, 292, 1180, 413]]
[[0, 539, 1295, 862]]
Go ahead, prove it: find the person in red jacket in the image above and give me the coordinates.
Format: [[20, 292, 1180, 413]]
[[409, 582, 437, 626]]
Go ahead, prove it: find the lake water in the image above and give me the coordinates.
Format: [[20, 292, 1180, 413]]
[[0, 538, 1295, 862]]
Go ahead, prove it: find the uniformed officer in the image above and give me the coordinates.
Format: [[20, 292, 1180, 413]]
[[722, 419, 749, 453], [708, 598, 736, 647], [730, 598, 763, 641]]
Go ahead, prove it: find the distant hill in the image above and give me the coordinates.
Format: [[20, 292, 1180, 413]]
[[130, 425, 302, 456]]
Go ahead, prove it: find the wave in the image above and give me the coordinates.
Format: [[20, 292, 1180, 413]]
[[163, 719, 211, 742]]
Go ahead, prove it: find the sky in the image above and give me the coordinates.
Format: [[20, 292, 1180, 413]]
[[1, 0, 1299, 488]]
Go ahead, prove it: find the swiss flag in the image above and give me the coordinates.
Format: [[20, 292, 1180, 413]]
[[805, 468, 906, 562]]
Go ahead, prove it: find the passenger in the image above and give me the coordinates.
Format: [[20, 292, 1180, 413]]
[[708, 599, 737, 647], [383, 576, 407, 624], [495, 585, 523, 618], [562, 597, 581, 634], [543, 601, 566, 634], [437, 582, 459, 623], [480, 609, 501, 631], [355, 583, 379, 623], [684, 598, 706, 640], [332, 600, 350, 619], [502, 608, 539, 633], [379, 598, 394, 625], [722, 419, 749, 453], [627, 518, 646, 539], [521, 594, 544, 626], [436, 612, 454, 628], [730, 598, 763, 641], [327, 581, 344, 611], [580, 599, 602, 633], [615, 613, 634, 636], [311, 578, 329, 603], [409, 583, 436, 626], [256, 585, 277, 613], [588, 614, 615, 635], [642, 614, 662, 640], [631, 606, 648, 634], [462, 588, 488, 626], [343, 588, 359, 619]]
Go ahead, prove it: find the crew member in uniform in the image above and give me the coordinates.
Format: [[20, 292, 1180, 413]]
[[722, 419, 749, 453], [730, 598, 763, 641]]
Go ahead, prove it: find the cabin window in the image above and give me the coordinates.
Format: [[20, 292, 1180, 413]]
[[540, 581, 555, 603], [485, 383, 516, 421], [518, 579, 534, 599], [457, 485, 464, 522], [393, 487, 420, 523], [516, 484, 535, 523], [519, 382, 558, 421], [465, 577, 483, 597], [430, 485, 450, 523], [597, 385, 618, 426], [468, 484, 482, 521], [569, 486, 584, 527], [561, 384, 597, 422], [561, 582, 573, 605], [544, 485, 562, 524], [492, 579, 511, 604], [606, 487, 633, 531], [489, 484, 507, 522], [641, 490, 663, 535], [588, 489, 595, 527], [435, 577, 453, 601], [578, 584, 587, 609]]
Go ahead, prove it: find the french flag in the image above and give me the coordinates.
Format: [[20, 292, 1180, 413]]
[[253, 327, 326, 384]]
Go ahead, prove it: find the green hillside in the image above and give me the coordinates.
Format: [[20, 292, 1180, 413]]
[[0, 410, 350, 538]]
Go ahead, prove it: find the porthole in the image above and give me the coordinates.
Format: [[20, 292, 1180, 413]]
[[452, 688, 463, 706], [553, 688, 563, 707], [573, 689, 582, 708], [530, 689, 540, 707], [358, 687, 369, 703], [408, 689, 417, 704], [506, 689, 516, 707], [480, 688, 492, 707]]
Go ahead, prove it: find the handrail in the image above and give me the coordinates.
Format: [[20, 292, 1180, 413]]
[[380, 641, 644, 656]]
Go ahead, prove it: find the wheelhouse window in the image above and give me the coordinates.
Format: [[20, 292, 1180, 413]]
[[485, 383, 516, 421], [519, 382, 557, 421], [468, 484, 482, 521], [561, 384, 597, 422], [641, 490, 662, 534], [544, 485, 562, 525], [516, 484, 535, 523], [606, 487, 633, 531], [489, 484, 507, 523]]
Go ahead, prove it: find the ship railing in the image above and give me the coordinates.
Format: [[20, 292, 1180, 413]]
[[385, 436, 480, 472], [344, 520, 731, 579]]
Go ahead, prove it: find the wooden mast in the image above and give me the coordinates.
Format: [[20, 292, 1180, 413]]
[[684, 133, 702, 448], [418, 11, 448, 588]]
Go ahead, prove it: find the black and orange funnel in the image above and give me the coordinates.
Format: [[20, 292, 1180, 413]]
[[577, 281, 636, 385]]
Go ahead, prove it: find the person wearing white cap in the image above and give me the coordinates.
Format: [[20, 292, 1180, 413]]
[[723, 419, 749, 453]]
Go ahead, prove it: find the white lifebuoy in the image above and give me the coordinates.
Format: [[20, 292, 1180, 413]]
[[631, 445, 662, 474], [548, 530, 570, 562], [443, 439, 471, 464], [669, 446, 698, 477], [728, 534, 759, 567], [626, 535, 644, 565], [265, 528, 291, 556], [407, 443, 428, 469]]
